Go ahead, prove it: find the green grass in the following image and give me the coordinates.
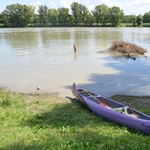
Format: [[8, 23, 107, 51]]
[[0, 89, 150, 150]]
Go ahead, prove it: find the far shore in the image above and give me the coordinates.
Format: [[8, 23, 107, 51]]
[[0, 23, 150, 28]]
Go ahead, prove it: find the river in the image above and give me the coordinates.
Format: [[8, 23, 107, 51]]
[[0, 27, 150, 97]]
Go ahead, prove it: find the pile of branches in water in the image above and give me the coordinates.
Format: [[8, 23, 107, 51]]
[[108, 40, 147, 55]]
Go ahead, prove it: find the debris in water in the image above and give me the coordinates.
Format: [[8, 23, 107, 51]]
[[97, 40, 147, 60]]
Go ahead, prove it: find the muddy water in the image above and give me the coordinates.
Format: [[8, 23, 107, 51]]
[[0, 27, 150, 97]]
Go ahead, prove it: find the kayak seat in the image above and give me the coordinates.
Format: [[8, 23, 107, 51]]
[[112, 107, 139, 118]]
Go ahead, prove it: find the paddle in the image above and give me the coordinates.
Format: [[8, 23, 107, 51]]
[[128, 107, 141, 119], [83, 90, 108, 106]]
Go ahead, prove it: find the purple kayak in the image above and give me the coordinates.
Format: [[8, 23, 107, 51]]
[[72, 83, 150, 134]]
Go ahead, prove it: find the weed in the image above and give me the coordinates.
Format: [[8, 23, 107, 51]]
[[0, 90, 12, 107]]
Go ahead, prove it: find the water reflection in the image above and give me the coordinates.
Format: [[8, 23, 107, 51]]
[[74, 52, 77, 61], [0, 34, 3, 45], [3, 29, 38, 56], [93, 28, 123, 48], [1, 28, 127, 58]]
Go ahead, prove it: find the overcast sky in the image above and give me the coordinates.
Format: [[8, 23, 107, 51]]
[[1, 0, 150, 15]]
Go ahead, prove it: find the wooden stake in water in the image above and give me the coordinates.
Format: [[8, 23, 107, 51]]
[[73, 44, 77, 52]]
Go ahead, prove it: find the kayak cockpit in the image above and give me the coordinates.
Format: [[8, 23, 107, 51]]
[[77, 89, 150, 120]]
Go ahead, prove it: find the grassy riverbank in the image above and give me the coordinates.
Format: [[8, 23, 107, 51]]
[[0, 88, 150, 149]]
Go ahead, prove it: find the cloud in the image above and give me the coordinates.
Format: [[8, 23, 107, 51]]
[[58, 0, 79, 8], [85, 0, 123, 8], [126, 0, 150, 6], [86, 0, 111, 4], [58, 0, 71, 8], [139, 7, 145, 10], [50, 2, 56, 5], [30, 1, 42, 7], [30, 1, 42, 14], [107, 2, 123, 8], [49, 2, 57, 8]]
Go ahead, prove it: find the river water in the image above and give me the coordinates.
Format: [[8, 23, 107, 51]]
[[0, 27, 150, 97]]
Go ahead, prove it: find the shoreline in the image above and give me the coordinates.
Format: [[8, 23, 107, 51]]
[[1, 87, 150, 101], [0, 23, 150, 28]]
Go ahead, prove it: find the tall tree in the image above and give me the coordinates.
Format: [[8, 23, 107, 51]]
[[17, 4, 35, 26], [38, 5, 48, 24], [57, 7, 69, 25], [109, 6, 124, 27], [143, 11, 150, 23], [100, 4, 109, 26], [33, 14, 39, 25], [131, 14, 137, 26], [87, 13, 95, 26], [92, 5, 101, 25], [92, 4, 109, 26], [122, 15, 132, 23], [2, 4, 17, 26], [78, 4, 89, 25], [0, 14, 4, 23], [71, 2, 88, 25], [66, 14, 75, 25], [27, 5, 36, 26], [70, 2, 79, 25], [2, 3, 34, 26], [137, 14, 143, 26], [48, 9, 58, 25]]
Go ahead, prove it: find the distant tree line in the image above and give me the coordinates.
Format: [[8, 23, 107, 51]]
[[0, 2, 150, 27]]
